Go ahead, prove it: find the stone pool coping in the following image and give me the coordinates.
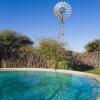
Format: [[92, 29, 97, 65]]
[[0, 68, 100, 82]]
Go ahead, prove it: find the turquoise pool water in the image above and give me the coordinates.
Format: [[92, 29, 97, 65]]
[[0, 71, 100, 100]]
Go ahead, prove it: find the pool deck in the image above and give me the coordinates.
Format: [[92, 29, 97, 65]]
[[0, 68, 100, 82]]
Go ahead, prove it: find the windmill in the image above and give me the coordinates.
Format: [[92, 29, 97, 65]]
[[54, 1, 72, 44]]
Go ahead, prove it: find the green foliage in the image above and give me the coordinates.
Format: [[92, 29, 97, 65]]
[[39, 38, 66, 59], [38, 38, 67, 68], [85, 39, 100, 52], [0, 30, 33, 52], [57, 61, 68, 69], [66, 51, 73, 69], [54, 51, 73, 69]]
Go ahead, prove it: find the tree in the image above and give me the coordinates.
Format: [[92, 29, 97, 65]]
[[38, 38, 67, 68], [0, 30, 33, 52], [85, 39, 100, 53]]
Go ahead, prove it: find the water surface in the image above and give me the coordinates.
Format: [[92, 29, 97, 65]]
[[0, 71, 100, 100]]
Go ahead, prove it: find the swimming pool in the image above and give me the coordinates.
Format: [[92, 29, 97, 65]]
[[0, 71, 100, 100]]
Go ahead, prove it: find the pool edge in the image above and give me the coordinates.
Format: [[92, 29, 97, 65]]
[[0, 68, 100, 82]]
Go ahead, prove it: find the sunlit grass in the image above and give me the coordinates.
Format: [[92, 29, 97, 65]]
[[85, 69, 100, 76]]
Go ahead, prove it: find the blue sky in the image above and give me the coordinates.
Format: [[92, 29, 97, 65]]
[[0, 0, 100, 52]]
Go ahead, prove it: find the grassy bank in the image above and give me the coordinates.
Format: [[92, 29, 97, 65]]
[[85, 69, 100, 76]]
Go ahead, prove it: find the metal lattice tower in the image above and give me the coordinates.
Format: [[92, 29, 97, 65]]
[[54, 1, 72, 44]]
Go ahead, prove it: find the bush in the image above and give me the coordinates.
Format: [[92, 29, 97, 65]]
[[66, 51, 73, 69]]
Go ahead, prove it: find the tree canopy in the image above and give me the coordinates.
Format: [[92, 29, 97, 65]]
[[38, 38, 67, 60], [85, 39, 100, 53], [0, 30, 33, 52]]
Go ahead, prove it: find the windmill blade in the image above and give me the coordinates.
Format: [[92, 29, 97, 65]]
[[67, 4, 71, 8]]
